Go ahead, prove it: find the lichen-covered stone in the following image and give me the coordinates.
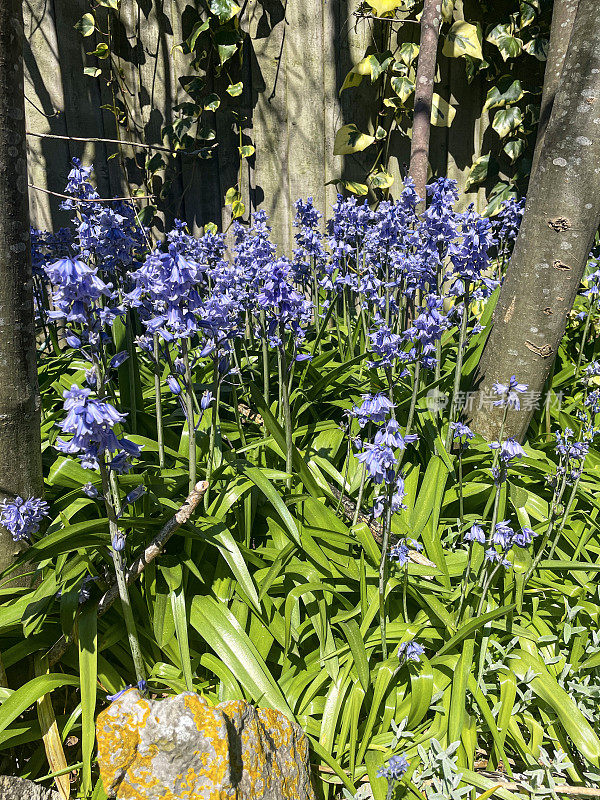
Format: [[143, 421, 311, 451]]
[[96, 690, 315, 800], [0, 776, 60, 800]]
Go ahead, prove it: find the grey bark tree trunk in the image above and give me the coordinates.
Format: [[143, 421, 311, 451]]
[[409, 0, 442, 205], [530, 0, 579, 178], [0, 0, 43, 574], [468, 0, 600, 443]]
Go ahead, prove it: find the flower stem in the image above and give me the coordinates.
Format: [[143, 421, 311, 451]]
[[99, 457, 146, 685], [153, 334, 165, 469], [445, 287, 470, 450], [379, 483, 393, 660], [182, 339, 196, 495]]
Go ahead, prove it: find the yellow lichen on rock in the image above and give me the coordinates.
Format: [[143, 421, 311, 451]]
[[96, 691, 315, 800]]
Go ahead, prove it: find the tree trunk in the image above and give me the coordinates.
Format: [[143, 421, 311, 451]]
[[530, 0, 579, 178], [0, 0, 43, 574], [468, 0, 600, 443], [409, 0, 442, 205]]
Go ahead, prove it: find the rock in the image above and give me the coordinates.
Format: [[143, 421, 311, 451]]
[[0, 776, 60, 800], [96, 690, 315, 800]]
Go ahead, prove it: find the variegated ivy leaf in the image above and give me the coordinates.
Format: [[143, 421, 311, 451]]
[[487, 23, 523, 61], [369, 168, 394, 189], [341, 180, 369, 196], [483, 76, 525, 111], [398, 42, 419, 67], [366, 0, 412, 16], [209, 0, 240, 21], [464, 154, 490, 191], [391, 76, 415, 103], [442, 21, 483, 61], [492, 106, 524, 138], [340, 51, 392, 92], [430, 94, 456, 127], [524, 35, 549, 61], [504, 138, 526, 163], [333, 124, 375, 155]]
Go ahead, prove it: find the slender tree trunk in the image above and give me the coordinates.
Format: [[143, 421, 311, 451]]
[[409, 0, 442, 205], [0, 0, 43, 574], [469, 0, 600, 443], [531, 0, 579, 179]]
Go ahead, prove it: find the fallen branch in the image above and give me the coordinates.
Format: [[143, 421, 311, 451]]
[[47, 480, 209, 667]]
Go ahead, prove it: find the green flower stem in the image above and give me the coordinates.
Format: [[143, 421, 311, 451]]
[[204, 353, 221, 511], [352, 421, 372, 527], [153, 334, 165, 469], [405, 360, 421, 437], [576, 297, 593, 375], [445, 287, 470, 450], [99, 457, 146, 686], [182, 339, 196, 495], [125, 310, 137, 434], [259, 312, 270, 408], [525, 472, 568, 583], [379, 482, 393, 660], [279, 327, 293, 490], [548, 471, 583, 561]]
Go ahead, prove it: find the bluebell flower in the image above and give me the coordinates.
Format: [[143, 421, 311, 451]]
[[356, 443, 398, 485], [0, 496, 50, 542], [398, 640, 425, 664], [112, 531, 126, 552], [451, 421, 474, 444], [464, 523, 485, 544], [492, 520, 514, 549], [377, 754, 409, 782], [167, 376, 182, 395], [56, 385, 141, 471], [489, 437, 526, 462], [351, 393, 394, 427], [513, 527, 535, 547], [485, 548, 512, 568], [374, 420, 419, 450], [389, 538, 410, 565], [373, 474, 407, 518], [82, 483, 100, 499], [110, 351, 129, 369], [492, 375, 528, 410]]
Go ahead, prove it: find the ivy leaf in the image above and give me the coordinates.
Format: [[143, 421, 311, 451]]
[[441, 0, 455, 23], [75, 13, 96, 37], [340, 51, 392, 92], [492, 106, 524, 138], [523, 36, 549, 61], [227, 82, 243, 96], [208, 0, 240, 22], [398, 42, 419, 67], [96, 0, 119, 8], [442, 21, 483, 61], [231, 199, 245, 218], [464, 154, 490, 191], [88, 43, 109, 59], [483, 76, 525, 111], [484, 182, 516, 216], [239, 145, 255, 158], [487, 24, 523, 60], [83, 67, 101, 78], [503, 138, 526, 163], [366, 0, 409, 15], [341, 180, 369, 196], [369, 168, 394, 189], [203, 93, 221, 112], [390, 76, 415, 103], [136, 205, 157, 227], [225, 187, 241, 205], [430, 94, 456, 127], [333, 124, 375, 155], [375, 126, 387, 140], [519, 0, 537, 28], [214, 30, 240, 64], [365, 51, 393, 82], [186, 19, 210, 51]]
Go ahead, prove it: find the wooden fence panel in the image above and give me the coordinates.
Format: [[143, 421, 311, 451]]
[[23, 0, 486, 250]]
